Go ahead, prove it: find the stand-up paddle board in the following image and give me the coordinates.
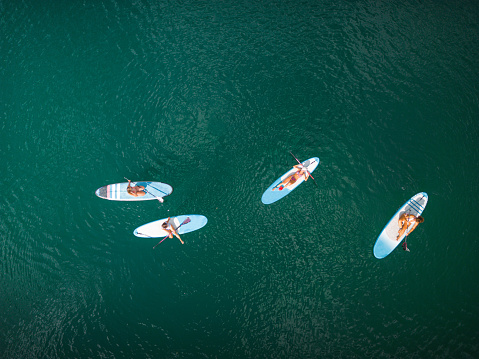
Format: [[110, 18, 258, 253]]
[[373, 192, 428, 259], [133, 215, 208, 238], [261, 157, 319, 205], [95, 181, 173, 201]]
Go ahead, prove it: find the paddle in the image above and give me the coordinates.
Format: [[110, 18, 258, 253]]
[[289, 151, 318, 187], [124, 177, 164, 203], [153, 217, 191, 249], [402, 234, 410, 252], [404, 194, 425, 252], [402, 216, 412, 252], [136, 232, 153, 238]]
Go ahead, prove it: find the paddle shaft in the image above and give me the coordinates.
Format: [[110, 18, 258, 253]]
[[153, 218, 190, 249], [407, 195, 424, 248]]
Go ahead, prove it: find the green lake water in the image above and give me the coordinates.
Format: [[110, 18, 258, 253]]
[[1, 0, 478, 358]]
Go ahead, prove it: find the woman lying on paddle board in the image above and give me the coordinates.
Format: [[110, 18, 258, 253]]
[[397, 213, 424, 240], [273, 164, 310, 191], [162, 217, 184, 244], [127, 180, 146, 197]]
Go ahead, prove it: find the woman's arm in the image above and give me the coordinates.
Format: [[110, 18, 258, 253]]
[[408, 221, 419, 234]]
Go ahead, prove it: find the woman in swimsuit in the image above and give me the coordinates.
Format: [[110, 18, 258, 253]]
[[397, 213, 424, 240], [162, 218, 184, 244], [127, 180, 146, 197], [273, 164, 310, 191]]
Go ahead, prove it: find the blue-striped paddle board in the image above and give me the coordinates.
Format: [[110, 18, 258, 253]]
[[133, 215, 208, 238], [95, 181, 173, 201], [373, 192, 428, 259], [261, 157, 319, 205]]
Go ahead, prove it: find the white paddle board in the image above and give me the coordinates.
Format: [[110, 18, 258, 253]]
[[261, 157, 319, 205], [95, 181, 173, 201], [133, 215, 208, 238], [373, 192, 428, 259]]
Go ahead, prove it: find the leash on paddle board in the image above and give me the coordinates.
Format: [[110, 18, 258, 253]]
[[136, 232, 153, 238], [289, 152, 318, 187], [148, 184, 169, 196], [124, 177, 164, 203], [153, 217, 191, 249]]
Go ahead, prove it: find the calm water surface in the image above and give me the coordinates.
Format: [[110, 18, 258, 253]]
[[1, 0, 478, 358]]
